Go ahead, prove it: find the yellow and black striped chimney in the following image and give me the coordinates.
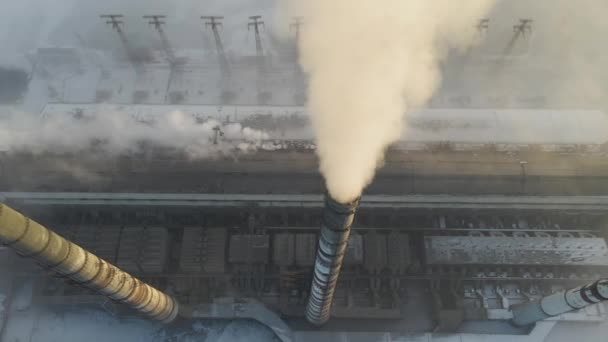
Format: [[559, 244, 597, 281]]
[[0, 203, 180, 323]]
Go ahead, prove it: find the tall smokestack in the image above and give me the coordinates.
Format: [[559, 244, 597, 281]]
[[0, 203, 180, 323], [511, 279, 608, 326], [305, 194, 360, 325]]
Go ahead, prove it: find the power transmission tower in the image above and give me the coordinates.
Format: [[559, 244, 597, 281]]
[[100, 14, 138, 68], [476, 18, 489, 35], [143, 15, 178, 104], [290, 17, 305, 105], [201, 16, 230, 78], [290, 16, 304, 63], [248, 15, 265, 71], [513, 19, 533, 36], [290, 17, 304, 45], [100, 14, 129, 49], [101, 14, 125, 33], [143, 15, 176, 64], [502, 18, 534, 58], [248, 15, 270, 104]]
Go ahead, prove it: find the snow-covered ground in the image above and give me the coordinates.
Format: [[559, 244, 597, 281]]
[[1, 308, 280, 342], [0, 248, 268, 341], [3, 102, 608, 156], [30, 104, 608, 146]]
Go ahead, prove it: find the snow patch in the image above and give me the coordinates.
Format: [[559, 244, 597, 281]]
[[2, 307, 281, 342]]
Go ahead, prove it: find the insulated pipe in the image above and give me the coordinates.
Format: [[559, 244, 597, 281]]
[[305, 194, 360, 325], [0, 203, 179, 323], [511, 279, 608, 326]]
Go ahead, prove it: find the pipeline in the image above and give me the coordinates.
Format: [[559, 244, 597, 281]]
[[0, 203, 179, 323], [511, 279, 608, 326], [305, 194, 360, 325]]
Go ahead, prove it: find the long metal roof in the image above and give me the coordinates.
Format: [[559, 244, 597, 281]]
[[3, 192, 608, 210]]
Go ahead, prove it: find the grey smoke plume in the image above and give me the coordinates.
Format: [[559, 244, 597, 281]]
[[0, 109, 269, 157], [280, 0, 495, 202]]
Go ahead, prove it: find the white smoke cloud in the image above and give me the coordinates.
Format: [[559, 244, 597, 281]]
[[279, 0, 496, 202], [0, 108, 269, 158]]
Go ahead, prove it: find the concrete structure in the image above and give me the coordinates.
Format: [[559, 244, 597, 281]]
[[0, 203, 180, 323], [305, 194, 360, 325]]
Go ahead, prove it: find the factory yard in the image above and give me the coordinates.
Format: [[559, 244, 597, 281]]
[[2, 0, 608, 341]]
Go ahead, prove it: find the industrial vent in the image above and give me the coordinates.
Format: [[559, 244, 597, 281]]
[[220, 90, 237, 104], [95, 89, 112, 103], [132, 90, 149, 104], [229, 235, 269, 264], [168, 91, 185, 104], [257, 91, 272, 105]]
